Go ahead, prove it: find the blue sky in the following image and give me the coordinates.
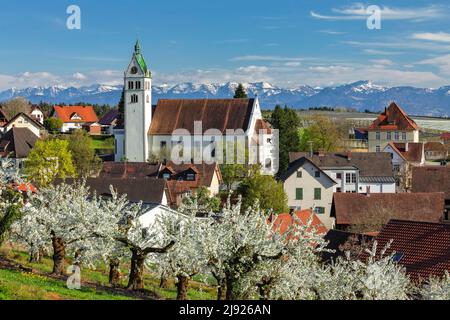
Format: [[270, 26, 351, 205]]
[[0, 0, 449, 90]]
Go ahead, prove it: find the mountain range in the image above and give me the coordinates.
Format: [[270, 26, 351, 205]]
[[0, 81, 449, 117]]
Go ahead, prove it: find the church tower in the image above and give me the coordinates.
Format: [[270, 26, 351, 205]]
[[123, 40, 152, 162]]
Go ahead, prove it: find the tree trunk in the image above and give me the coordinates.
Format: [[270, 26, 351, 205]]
[[176, 275, 189, 300], [225, 273, 237, 300], [127, 249, 146, 290], [159, 274, 169, 288], [216, 278, 226, 300], [29, 249, 42, 263], [109, 259, 121, 287], [51, 235, 66, 276]]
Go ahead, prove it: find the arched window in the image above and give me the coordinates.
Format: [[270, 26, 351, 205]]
[[128, 81, 134, 90], [135, 81, 141, 90], [131, 94, 138, 103], [146, 95, 150, 103]]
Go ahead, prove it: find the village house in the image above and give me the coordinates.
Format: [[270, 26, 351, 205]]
[[99, 161, 222, 208], [331, 192, 445, 232], [0, 127, 40, 167], [280, 157, 337, 229], [367, 102, 420, 153], [411, 166, 450, 221], [289, 151, 396, 194], [60, 177, 169, 206], [51, 105, 100, 134], [373, 220, 450, 282], [99, 108, 119, 135], [322, 229, 375, 263], [29, 105, 45, 125], [424, 141, 448, 162], [283, 152, 396, 229], [0, 112, 44, 137], [113, 42, 276, 174], [271, 209, 328, 238]]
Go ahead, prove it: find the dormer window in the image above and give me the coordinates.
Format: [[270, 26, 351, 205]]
[[186, 173, 196, 181], [162, 173, 171, 180], [71, 113, 82, 120]]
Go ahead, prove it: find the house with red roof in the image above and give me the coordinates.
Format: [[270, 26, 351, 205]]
[[51, 106, 99, 134], [367, 102, 420, 153], [373, 220, 450, 282], [272, 210, 328, 239]]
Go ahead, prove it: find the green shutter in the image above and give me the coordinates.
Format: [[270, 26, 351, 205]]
[[296, 188, 303, 200], [314, 188, 322, 200]]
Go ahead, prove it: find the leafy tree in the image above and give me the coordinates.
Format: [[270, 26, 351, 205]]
[[270, 105, 302, 175], [0, 97, 31, 119], [24, 139, 76, 187], [65, 130, 102, 177], [44, 118, 63, 134], [181, 186, 221, 214], [234, 83, 248, 99], [237, 171, 288, 214], [299, 114, 343, 152]]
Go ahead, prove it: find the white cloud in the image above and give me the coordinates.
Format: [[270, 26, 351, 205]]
[[418, 54, 450, 75], [370, 59, 394, 66], [72, 72, 87, 80], [311, 4, 447, 21], [231, 55, 313, 62], [412, 32, 450, 43], [363, 49, 403, 55]]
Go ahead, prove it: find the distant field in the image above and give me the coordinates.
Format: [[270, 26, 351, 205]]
[[295, 111, 450, 132]]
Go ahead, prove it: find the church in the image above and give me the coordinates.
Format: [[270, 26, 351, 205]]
[[114, 42, 278, 175]]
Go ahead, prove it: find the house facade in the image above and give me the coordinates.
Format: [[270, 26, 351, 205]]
[[281, 157, 337, 229], [1, 112, 44, 137], [367, 102, 420, 153], [114, 42, 277, 174], [289, 152, 396, 194], [424, 142, 448, 161]]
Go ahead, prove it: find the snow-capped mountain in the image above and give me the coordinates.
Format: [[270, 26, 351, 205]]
[[1, 81, 449, 117]]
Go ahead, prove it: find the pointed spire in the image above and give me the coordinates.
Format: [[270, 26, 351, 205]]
[[135, 40, 141, 54]]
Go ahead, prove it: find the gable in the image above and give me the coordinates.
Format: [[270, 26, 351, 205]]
[[54, 106, 99, 123]]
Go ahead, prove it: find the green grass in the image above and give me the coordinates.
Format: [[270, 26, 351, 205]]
[[0, 269, 135, 300], [1, 247, 217, 300], [90, 136, 114, 150]]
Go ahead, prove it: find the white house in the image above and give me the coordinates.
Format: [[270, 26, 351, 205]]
[[2, 113, 44, 137], [30, 106, 44, 125], [281, 157, 337, 229], [51, 106, 99, 133], [114, 41, 277, 175], [289, 152, 396, 194]]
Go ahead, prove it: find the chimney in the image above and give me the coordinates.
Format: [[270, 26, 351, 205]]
[[366, 186, 371, 197], [318, 149, 325, 157], [347, 151, 352, 161], [405, 143, 409, 152]]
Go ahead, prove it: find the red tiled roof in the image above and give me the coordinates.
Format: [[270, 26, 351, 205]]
[[387, 142, 424, 163], [53, 106, 99, 123], [14, 183, 37, 193], [425, 141, 447, 153], [375, 220, 450, 282], [332, 192, 445, 227], [272, 210, 328, 237], [368, 102, 419, 131], [148, 99, 254, 135], [412, 166, 450, 199]]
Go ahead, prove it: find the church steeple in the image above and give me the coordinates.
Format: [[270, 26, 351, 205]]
[[134, 40, 141, 54]]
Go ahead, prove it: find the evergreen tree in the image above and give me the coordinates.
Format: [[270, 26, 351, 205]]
[[270, 105, 302, 175], [116, 89, 125, 127], [234, 83, 248, 99]]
